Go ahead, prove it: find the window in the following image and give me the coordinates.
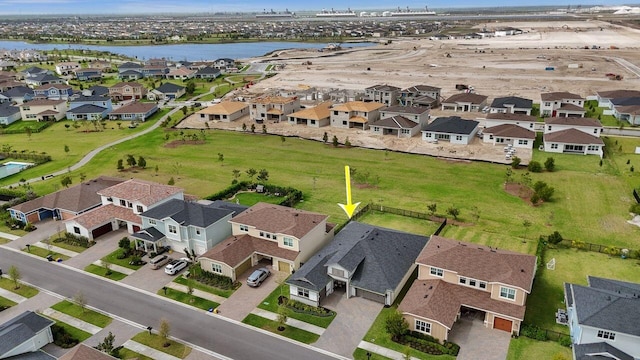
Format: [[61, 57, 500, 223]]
[[479, 282, 487, 289], [73, 226, 80, 234], [430, 267, 443, 277], [195, 229, 201, 235], [283, 237, 294, 247], [425, 133, 432, 138], [373, 127, 379, 131], [518, 140, 528, 145], [456, 135, 463, 141], [415, 320, 431, 334], [128, 202, 133, 208], [136, 205, 143, 213], [149, 219, 156, 225], [550, 143, 558, 150], [547, 126, 552, 131], [120, 199, 126, 206], [459, 277, 467, 285], [342, 121, 347, 125], [587, 145, 599, 151], [593, 128, 598, 134], [489, 135, 494, 140], [239, 225, 248, 232], [597, 330, 615, 340], [401, 129, 411, 134], [212, 263, 223, 274], [106, 197, 113, 202], [500, 286, 516, 300], [469, 279, 477, 287], [297, 288, 310, 298], [168, 225, 177, 234], [334, 111, 338, 115], [260, 231, 265, 237]]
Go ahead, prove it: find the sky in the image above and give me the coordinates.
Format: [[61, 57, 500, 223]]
[[0, 0, 636, 15]]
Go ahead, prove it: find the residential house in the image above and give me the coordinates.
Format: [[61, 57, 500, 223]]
[[379, 105, 430, 127], [330, 101, 385, 130], [399, 236, 537, 341], [544, 117, 603, 137], [195, 66, 221, 79], [19, 99, 68, 122], [9, 176, 124, 224], [108, 102, 157, 121], [0, 86, 34, 104], [611, 99, 640, 125], [118, 62, 143, 75], [64, 179, 184, 240], [287, 101, 332, 127], [132, 199, 248, 255], [564, 276, 640, 360], [287, 221, 428, 306], [109, 82, 147, 101], [70, 95, 113, 111], [199, 202, 334, 281], [167, 67, 196, 80], [0, 104, 21, 125], [55, 61, 81, 75], [197, 101, 249, 122], [595, 89, 640, 109], [83, 85, 109, 97], [0, 80, 25, 93], [146, 58, 168, 67], [19, 66, 49, 80], [74, 68, 102, 81], [482, 124, 536, 149], [24, 73, 64, 88], [66, 104, 110, 121], [119, 70, 143, 81], [213, 58, 235, 70], [489, 96, 533, 115], [399, 85, 442, 107], [147, 83, 185, 101], [483, 113, 540, 131], [422, 116, 479, 144], [249, 95, 300, 123], [370, 116, 422, 138], [90, 60, 113, 70], [543, 129, 604, 157], [33, 84, 74, 100], [441, 93, 488, 112], [140, 65, 169, 78], [0, 311, 55, 360], [540, 92, 585, 117], [364, 84, 401, 106], [58, 344, 118, 360]]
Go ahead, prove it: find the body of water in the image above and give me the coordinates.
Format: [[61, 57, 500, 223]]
[[0, 40, 374, 61]]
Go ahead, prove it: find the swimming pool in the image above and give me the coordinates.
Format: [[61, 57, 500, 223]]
[[0, 161, 34, 179]]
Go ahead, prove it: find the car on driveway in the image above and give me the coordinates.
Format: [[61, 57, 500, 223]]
[[247, 267, 270, 287], [164, 259, 188, 275]]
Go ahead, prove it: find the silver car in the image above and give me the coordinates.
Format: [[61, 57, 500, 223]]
[[247, 268, 270, 287]]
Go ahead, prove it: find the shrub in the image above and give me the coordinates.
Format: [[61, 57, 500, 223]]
[[191, 268, 236, 290], [284, 298, 334, 317], [54, 233, 94, 248], [511, 156, 521, 168], [520, 324, 548, 341], [558, 335, 572, 347], [547, 231, 563, 245], [629, 203, 640, 215], [385, 310, 408, 341], [51, 324, 80, 348], [544, 157, 555, 172], [528, 161, 542, 172]]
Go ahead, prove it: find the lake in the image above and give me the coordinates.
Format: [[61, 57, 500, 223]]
[[0, 40, 375, 61]]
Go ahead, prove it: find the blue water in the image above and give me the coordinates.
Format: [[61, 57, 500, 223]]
[[0, 162, 32, 179], [0, 40, 374, 61]]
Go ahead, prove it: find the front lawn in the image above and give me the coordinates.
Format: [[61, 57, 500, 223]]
[[102, 249, 145, 270], [119, 348, 153, 360], [233, 191, 285, 206], [84, 264, 127, 281], [353, 348, 393, 360], [23, 246, 71, 261], [0, 295, 17, 309], [0, 278, 39, 298], [174, 275, 233, 298], [157, 288, 219, 311], [131, 332, 192, 359], [53, 320, 92, 342], [242, 314, 320, 344], [257, 284, 336, 328], [506, 337, 571, 360], [51, 300, 112, 328]]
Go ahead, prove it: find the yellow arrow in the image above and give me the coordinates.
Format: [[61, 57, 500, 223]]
[[338, 165, 360, 218]]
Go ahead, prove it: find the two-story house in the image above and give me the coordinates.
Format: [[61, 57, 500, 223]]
[[109, 82, 147, 101], [24, 73, 64, 88], [483, 113, 541, 131], [0, 311, 55, 359], [287, 101, 332, 127], [67, 95, 112, 121], [213, 58, 235, 70], [118, 62, 143, 79], [19, 99, 68, 121], [441, 93, 488, 112], [370, 105, 430, 137], [198, 202, 334, 281], [543, 117, 604, 157], [147, 83, 185, 101], [249, 95, 300, 123], [0, 86, 34, 104], [364, 84, 401, 106], [287, 222, 428, 307], [564, 276, 640, 360], [330, 101, 385, 130], [197, 101, 249, 122], [64, 179, 184, 240], [33, 84, 74, 100], [540, 92, 585, 117], [399, 85, 441, 108], [132, 199, 248, 255], [55, 61, 81, 75], [399, 236, 536, 341], [489, 96, 533, 115]]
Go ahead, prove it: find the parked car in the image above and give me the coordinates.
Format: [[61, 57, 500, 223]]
[[165, 259, 188, 275], [149, 254, 170, 270], [247, 268, 270, 287]]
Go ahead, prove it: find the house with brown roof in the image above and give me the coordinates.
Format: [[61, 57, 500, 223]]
[[64, 179, 184, 240], [540, 92, 585, 117], [197, 101, 249, 122], [543, 129, 604, 157], [167, 67, 196, 80], [330, 101, 385, 130], [441, 93, 488, 112], [19, 99, 68, 121], [286, 101, 332, 127], [8, 176, 123, 224], [108, 101, 158, 121], [399, 236, 537, 341], [482, 124, 536, 149], [544, 117, 603, 136], [483, 113, 541, 131], [108, 82, 147, 101], [370, 116, 421, 138], [249, 95, 300, 123], [199, 202, 334, 281], [58, 344, 117, 360]]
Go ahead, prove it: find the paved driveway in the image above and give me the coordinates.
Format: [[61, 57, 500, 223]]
[[449, 317, 511, 360], [314, 291, 383, 358], [64, 228, 128, 269]]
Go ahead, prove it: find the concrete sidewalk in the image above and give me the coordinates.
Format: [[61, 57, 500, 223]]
[[0, 286, 28, 303], [359, 341, 421, 360], [33, 241, 79, 257], [42, 308, 102, 334], [250, 308, 325, 335], [123, 339, 182, 360], [0, 231, 19, 241], [165, 282, 226, 304]]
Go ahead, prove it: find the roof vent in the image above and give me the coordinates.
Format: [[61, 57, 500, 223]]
[[437, 245, 440, 248], [429, 286, 433, 290], [423, 294, 429, 299], [521, 269, 525, 272]]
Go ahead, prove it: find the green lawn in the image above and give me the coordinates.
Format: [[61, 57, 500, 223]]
[[506, 337, 571, 360], [51, 300, 112, 328], [132, 332, 192, 359], [174, 275, 233, 298], [353, 348, 393, 360], [242, 313, 320, 344], [53, 320, 92, 342], [0, 295, 17, 309], [84, 264, 127, 281], [119, 348, 153, 360], [0, 238, 9, 244], [525, 247, 640, 333], [358, 210, 444, 236], [258, 284, 336, 328], [0, 278, 39, 298], [233, 191, 285, 206], [22, 246, 70, 261], [157, 288, 220, 311], [101, 249, 145, 270], [50, 239, 89, 253]]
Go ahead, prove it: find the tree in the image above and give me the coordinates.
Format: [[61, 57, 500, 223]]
[[138, 156, 147, 168], [159, 318, 171, 347], [385, 310, 408, 342], [185, 81, 196, 95], [181, 106, 187, 115], [533, 181, 555, 202], [64, 145, 69, 155], [242, 123, 247, 132], [511, 156, 521, 168], [168, 177, 175, 185], [505, 167, 513, 183], [280, 135, 286, 145], [232, 169, 241, 183], [548, 231, 563, 245], [427, 203, 437, 216], [79, 173, 86, 182], [544, 157, 555, 172], [8, 265, 20, 290], [246, 168, 257, 181], [446, 206, 460, 220], [118, 237, 131, 250], [94, 332, 118, 357], [262, 124, 267, 134], [344, 137, 351, 147], [522, 220, 532, 241], [74, 291, 87, 313], [470, 206, 480, 223], [322, 132, 328, 143], [25, 127, 32, 140], [276, 304, 289, 331], [528, 161, 542, 173], [250, 124, 256, 133], [61, 176, 72, 188], [332, 135, 339, 147], [117, 159, 124, 171], [217, 153, 224, 165], [257, 169, 269, 182], [126, 154, 137, 167]]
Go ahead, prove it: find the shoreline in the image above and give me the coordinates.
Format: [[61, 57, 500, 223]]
[[0, 38, 376, 47]]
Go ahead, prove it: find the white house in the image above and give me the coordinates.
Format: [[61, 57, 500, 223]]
[[482, 124, 535, 149], [540, 92, 585, 117], [483, 113, 541, 131], [0, 311, 55, 359], [422, 116, 479, 145], [544, 117, 603, 137], [543, 129, 604, 157], [489, 96, 533, 115]]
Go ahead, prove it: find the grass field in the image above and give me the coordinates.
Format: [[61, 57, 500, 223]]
[[23, 246, 70, 261], [233, 191, 285, 206], [0, 278, 39, 298], [357, 210, 444, 236], [51, 300, 112, 328], [132, 332, 192, 359], [50, 239, 89, 254], [101, 249, 145, 270], [257, 284, 336, 328], [84, 264, 127, 281], [353, 348, 393, 360], [119, 348, 153, 360], [157, 288, 220, 311], [242, 313, 320, 344], [506, 337, 571, 360]]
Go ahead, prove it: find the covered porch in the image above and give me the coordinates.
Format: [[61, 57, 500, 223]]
[[132, 227, 166, 253]]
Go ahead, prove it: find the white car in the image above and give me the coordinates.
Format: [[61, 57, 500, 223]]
[[164, 259, 188, 275]]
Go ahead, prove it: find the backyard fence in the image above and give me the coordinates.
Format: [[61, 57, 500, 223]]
[[558, 239, 639, 258], [633, 189, 640, 204], [521, 323, 569, 342], [333, 203, 447, 235]]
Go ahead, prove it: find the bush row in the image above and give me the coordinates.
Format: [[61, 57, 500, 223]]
[[0, 121, 51, 134], [399, 331, 460, 356], [191, 269, 236, 290], [51, 324, 79, 348], [53, 232, 95, 248], [281, 297, 334, 317]]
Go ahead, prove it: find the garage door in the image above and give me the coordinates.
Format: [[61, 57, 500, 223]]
[[355, 288, 386, 304], [91, 223, 113, 239], [278, 261, 291, 273], [236, 258, 252, 278], [493, 317, 513, 333]]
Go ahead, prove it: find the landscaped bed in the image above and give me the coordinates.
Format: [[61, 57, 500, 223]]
[[233, 191, 285, 206], [242, 313, 320, 344], [132, 332, 192, 359], [51, 300, 112, 328], [0, 278, 38, 298], [174, 275, 233, 298], [157, 288, 219, 311], [258, 284, 335, 328], [51, 321, 92, 347], [185, 266, 238, 297], [0, 295, 17, 311]]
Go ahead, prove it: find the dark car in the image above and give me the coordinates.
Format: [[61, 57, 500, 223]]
[[247, 267, 270, 287]]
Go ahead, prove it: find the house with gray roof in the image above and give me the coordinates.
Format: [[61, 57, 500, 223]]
[[82, 85, 109, 97], [148, 83, 185, 101], [489, 96, 533, 115], [66, 104, 110, 121], [132, 199, 247, 255], [0, 86, 35, 104], [422, 116, 479, 144], [399, 85, 441, 107], [195, 66, 221, 79], [370, 115, 422, 138], [379, 105, 430, 127], [441, 93, 488, 112], [0, 311, 55, 360], [0, 103, 21, 125], [24, 73, 63, 88], [364, 84, 401, 106], [564, 276, 640, 360], [286, 221, 429, 306]]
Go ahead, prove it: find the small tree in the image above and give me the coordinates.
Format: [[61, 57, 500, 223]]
[[181, 106, 188, 115], [427, 203, 437, 216], [262, 124, 267, 134], [117, 159, 124, 171], [64, 145, 70, 155], [280, 135, 286, 145], [118, 237, 131, 250], [74, 291, 87, 313], [155, 165, 159, 176], [548, 231, 563, 245], [61, 176, 72, 188], [232, 169, 241, 183], [522, 220, 532, 242], [159, 319, 171, 347], [511, 156, 521, 168], [95, 332, 117, 356], [218, 153, 224, 166], [8, 265, 20, 290], [470, 206, 480, 223], [246, 168, 257, 181], [544, 157, 555, 172], [344, 137, 351, 147], [276, 304, 289, 331], [102, 260, 112, 276], [528, 161, 542, 173], [332, 135, 339, 147], [126, 154, 137, 167], [385, 310, 408, 342], [242, 123, 247, 132], [505, 167, 513, 183], [138, 156, 147, 168], [168, 177, 175, 185], [257, 169, 269, 182], [250, 124, 256, 133], [322, 132, 328, 143], [446, 206, 460, 220]]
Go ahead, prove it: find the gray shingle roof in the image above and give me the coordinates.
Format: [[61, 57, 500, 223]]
[[206, 200, 249, 217], [67, 104, 107, 114], [119, 70, 142, 76], [3, 86, 33, 98], [141, 199, 234, 228], [490, 96, 533, 109], [0, 311, 54, 356], [5, 350, 57, 360], [381, 105, 430, 115], [87, 85, 109, 96], [573, 342, 634, 360], [72, 95, 110, 103], [611, 97, 640, 106], [156, 83, 185, 93], [196, 67, 221, 75], [423, 116, 479, 135], [28, 74, 60, 82], [131, 226, 165, 242], [119, 62, 143, 69], [0, 104, 19, 117]]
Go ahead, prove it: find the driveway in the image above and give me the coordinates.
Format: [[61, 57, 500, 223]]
[[4, 219, 60, 250], [119, 254, 182, 293], [449, 317, 511, 360], [314, 291, 383, 358], [63, 228, 128, 269]]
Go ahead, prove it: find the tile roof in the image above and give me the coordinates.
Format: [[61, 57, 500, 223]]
[[0, 311, 55, 356], [541, 91, 583, 101], [423, 116, 479, 135], [200, 233, 298, 267], [141, 199, 234, 228], [416, 236, 537, 292], [230, 202, 327, 239], [70, 203, 141, 229], [545, 117, 602, 127], [485, 113, 538, 122], [596, 89, 640, 100], [110, 102, 157, 115], [483, 124, 536, 139], [370, 115, 419, 129], [399, 279, 526, 330], [167, 68, 196, 76], [490, 96, 533, 109], [332, 101, 385, 112], [287, 101, 332, 120], [381, 105, 430, 114], [98, 178, 183, 207], [442, 93, 488, 104], [544, 128, 604, 145], [58, 344, 118, 360]]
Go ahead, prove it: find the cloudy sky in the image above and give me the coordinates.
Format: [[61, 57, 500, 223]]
[[0, 0, 629, 15]]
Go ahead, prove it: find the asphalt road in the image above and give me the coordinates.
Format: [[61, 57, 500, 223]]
[[0, 248, 342, 360]]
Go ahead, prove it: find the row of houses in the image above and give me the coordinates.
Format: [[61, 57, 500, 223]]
[[117, 58, 234, 81]]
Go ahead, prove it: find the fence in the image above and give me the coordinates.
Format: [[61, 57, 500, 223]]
[[333, 203, 447, 235], [559, 239, 639, 258], [521, 323, 569, 342], [633, 189, 640, 204]]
